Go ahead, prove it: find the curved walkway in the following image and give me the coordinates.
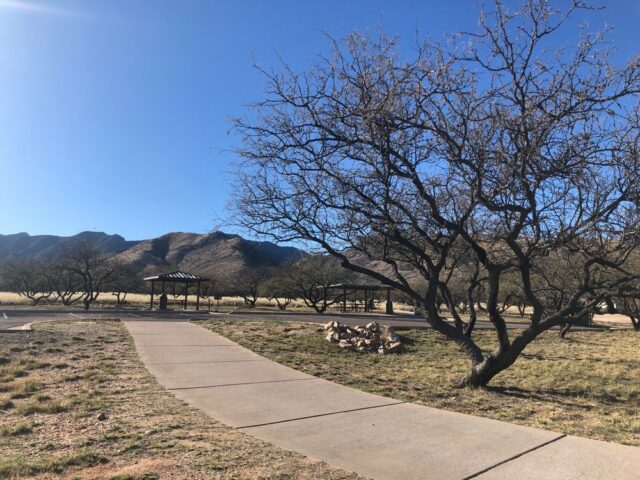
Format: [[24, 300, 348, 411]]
[[125, 319, 640, 480]]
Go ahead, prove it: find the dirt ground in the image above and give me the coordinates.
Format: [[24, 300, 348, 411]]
[[0, 320, 361, 479]]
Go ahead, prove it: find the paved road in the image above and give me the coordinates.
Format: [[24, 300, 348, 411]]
[[0, 309, 212, 331], [125, 319, 640, 480], [0, 308, 604, 333]]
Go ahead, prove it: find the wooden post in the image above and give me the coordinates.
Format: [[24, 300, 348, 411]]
[[364, 287, 369, 312], [184, 283, 189, 310], [150, 280, 155, 310], [343, 286, 347, 313], [196, 280, 201, 311], [386, 288, 394, 315]]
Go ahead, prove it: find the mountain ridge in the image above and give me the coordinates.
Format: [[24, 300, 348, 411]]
[[0, 231, 305, 278]]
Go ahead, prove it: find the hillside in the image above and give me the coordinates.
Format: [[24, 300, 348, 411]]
[[0, 231, 138, 261], [115, 231, 305, 278], [0, 231, 305, 279]]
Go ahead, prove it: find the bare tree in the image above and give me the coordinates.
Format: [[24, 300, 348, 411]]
[[45, 263, 84, 307], [282, 255, 352, 313], [262, 266, 295, 310], [108, 264, 143, 306], [231, 268, 268, 307], [233, 1, 640, 387], [263, 272, 295, 311], [56, 239, 121, 310], [0, 259, 54, 305]]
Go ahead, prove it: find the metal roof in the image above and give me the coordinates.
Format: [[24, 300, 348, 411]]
[[143, 271, 210, 282]]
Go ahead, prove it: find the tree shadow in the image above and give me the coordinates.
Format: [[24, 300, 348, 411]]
[[486, 385, 627, 408]]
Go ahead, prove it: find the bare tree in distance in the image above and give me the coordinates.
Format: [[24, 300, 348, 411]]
[[108, 264, 143, 306], [277, 255, 352, 313], [233, 1, 640, 387], [57, 239, 121, 311], [0, 259, 54, 305], [262, 267, 296, 310], [45, 262, 84, 307], [231, 268, 269, 307]]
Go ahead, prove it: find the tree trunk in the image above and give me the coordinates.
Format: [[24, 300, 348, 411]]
[[459, 346, 524, 387], [518, 302, 526, 317], [558, 323, 571, 338], [464, 289, 477, 337]]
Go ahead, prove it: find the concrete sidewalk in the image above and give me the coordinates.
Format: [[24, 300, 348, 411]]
[[125, 320, 640, 480]]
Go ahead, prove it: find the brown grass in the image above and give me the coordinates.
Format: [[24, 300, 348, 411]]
[[0, 291, 417, 314], [198, 318, 640, 447], [0, 320, 361, 479]]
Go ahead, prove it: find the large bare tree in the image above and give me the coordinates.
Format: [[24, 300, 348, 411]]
[[56, 239, 121, 311], [233, 1, 640, 386]]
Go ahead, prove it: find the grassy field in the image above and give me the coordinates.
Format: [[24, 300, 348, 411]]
[[0, 291, 416, 314], [198, 318, 640, 447], [0, 320, 361, 479]]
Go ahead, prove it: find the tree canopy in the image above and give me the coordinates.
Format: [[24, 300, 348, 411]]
[[233, 1, 640, 386]]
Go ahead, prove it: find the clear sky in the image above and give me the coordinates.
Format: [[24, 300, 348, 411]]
[[1, 0, 639, 240]]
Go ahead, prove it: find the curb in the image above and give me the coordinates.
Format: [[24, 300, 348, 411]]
[[0, 324, 33, 333]]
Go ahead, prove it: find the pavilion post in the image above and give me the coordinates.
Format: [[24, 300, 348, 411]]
[[343, 286, 347, 313], [364, 287, 369, 312], [184, 283, 189, 310], [196, 280, 201, 311], [386, 288, 394, 315], [150, 280, 155, 310]]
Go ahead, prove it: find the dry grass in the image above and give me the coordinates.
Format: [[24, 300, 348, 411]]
[[0, 291, 415, 314], [198, 318, 640, 447], [0, 320, 361, 479]]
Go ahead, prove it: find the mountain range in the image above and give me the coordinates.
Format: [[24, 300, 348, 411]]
[[0, 231, 305, 278]]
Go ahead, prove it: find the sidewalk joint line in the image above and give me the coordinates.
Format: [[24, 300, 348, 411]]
[[168, 377, 320, 391], [238, 401, 406, 430], [462, 434, 567, 480], [147, 359, 267, 366]]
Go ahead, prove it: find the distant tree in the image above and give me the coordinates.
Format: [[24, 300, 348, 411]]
[[262, 266, 295, 310], [56, 239, 121, 310], [108, 264, 143, 305], [0, 259, 54, 305], [45, 262, 84, 306], [232, 268, 269, 307], [279, 255, 352, 313], [439, 249, 486, 337]]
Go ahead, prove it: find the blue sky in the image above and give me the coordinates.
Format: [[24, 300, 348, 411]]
[[1, 0, 639, 241]]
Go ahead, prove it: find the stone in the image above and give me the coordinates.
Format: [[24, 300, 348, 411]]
[[323, 321, 403, 355], [97, 412, 108, 421], [365, 321, 380, 332], [326, 332, 339, 343], [385, 326, 399, 342], [324, 321, 340, 331]]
